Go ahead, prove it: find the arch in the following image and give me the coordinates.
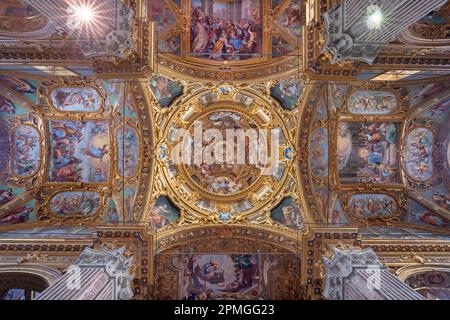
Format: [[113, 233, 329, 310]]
[[0, 265, 61, 300], [396, 265, 450, 300], [154, 225, 302, 300]]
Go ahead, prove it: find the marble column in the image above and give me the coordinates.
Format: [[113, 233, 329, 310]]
[[322, 247, 424, 300], [36, 247, 134, 300]]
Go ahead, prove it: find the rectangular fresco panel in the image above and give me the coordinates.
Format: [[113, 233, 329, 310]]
[[348, 194, 397, 219], [406, 128, 433, 181], [117, 125, 139, 177], [181, 254, 260, 300], [310, 127, 328, 177], [190, 0, 263, 60], [348, 91, 396, 114], [338, 122, 399, 183], [49, 191, 101, 217], [12, 125, 39, 177], [50, 87, 101, 112], [49, 120, 110, 183]]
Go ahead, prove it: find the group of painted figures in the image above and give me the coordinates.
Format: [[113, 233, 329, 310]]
[[190, 5, 262, 60]]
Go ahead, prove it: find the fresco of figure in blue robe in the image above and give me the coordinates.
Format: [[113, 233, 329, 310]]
[[148, 196, 180, 229], [270, 78, 304, 110], [271, 197, 303, 229], [104, 198, 122, 224], [149, 76, 183, 108]]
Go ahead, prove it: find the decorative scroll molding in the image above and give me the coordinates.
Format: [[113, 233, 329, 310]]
[[75, 246, 134, 300], [322, 246, 424, 300], [323, 247, 380, 299], [322, 4, 381, 65]]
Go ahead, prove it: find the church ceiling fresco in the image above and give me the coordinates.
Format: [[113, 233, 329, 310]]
[[155, 237, 300, 300], [0, 0, 450, 302], [0, 10, 448, 240], [0, 76, 153, 229], [147, 80, 303, 231], [153, 0, 302, 81], [298, 78, 450, 235]]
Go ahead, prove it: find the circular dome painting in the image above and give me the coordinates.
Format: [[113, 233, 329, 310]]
[[159, 88, 292, 217], [182, 110, 263, 196]]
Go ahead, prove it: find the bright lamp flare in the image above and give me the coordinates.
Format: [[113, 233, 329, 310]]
[[74, 5, 94, 22], [366, 5, 383, 30]]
